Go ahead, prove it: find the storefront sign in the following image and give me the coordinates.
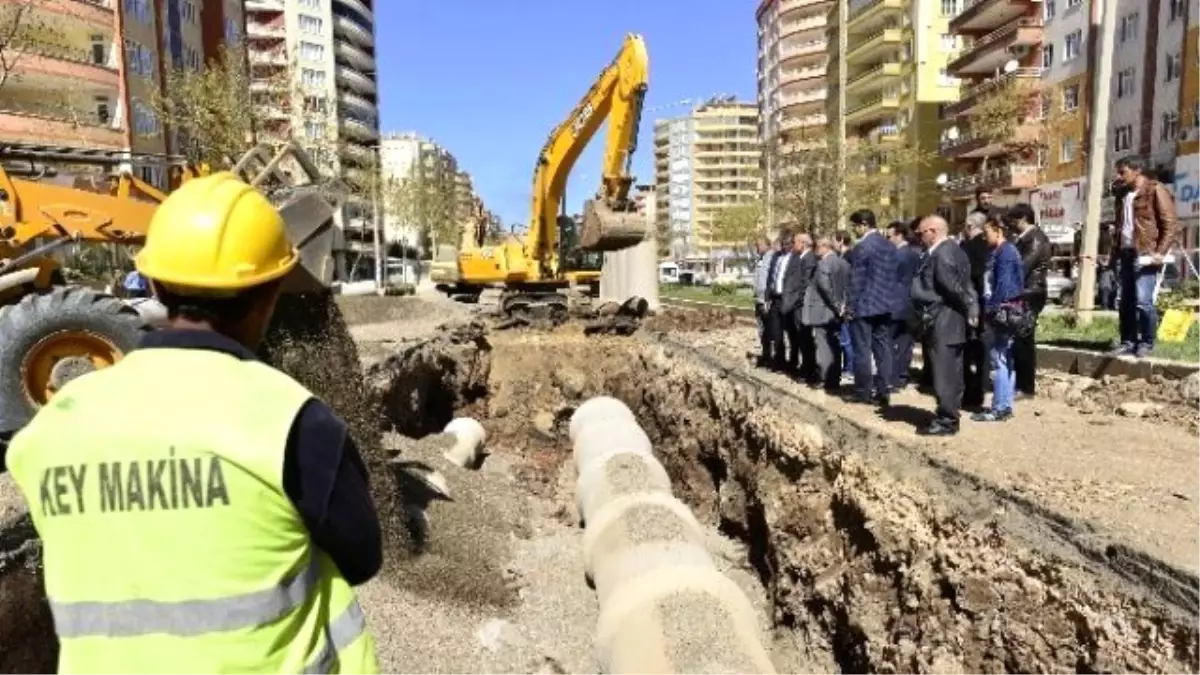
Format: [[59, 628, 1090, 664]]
[[1174, 154, 1199, 218]]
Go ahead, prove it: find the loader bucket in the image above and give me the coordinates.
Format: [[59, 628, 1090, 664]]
[[231, 142, 345, 294], [578, 198, 648, 252]]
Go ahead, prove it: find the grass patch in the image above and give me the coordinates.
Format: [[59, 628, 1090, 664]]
[[660, 284, 756, 309], [1038, 312, 1199, 363]]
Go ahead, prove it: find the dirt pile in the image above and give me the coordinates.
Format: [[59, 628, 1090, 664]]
[[643, 307, 743, 333], [0, 518, 54, 674], [1039, 370, 1200, 431], [402, 324, 1199, 673]]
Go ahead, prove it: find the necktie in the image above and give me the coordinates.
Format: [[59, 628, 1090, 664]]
[[765, 253, 782, 296]]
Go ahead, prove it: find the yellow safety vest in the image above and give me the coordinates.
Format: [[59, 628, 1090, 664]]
[[6, 347, 380, 674]]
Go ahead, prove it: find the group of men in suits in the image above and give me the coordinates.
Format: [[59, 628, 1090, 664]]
[[754, 210, 990, 437]]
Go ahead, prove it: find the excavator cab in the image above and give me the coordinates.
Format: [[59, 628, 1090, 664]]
[[558, 215, 603, 273]]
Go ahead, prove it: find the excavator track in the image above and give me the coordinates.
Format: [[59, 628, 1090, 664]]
[[500, 290, 569, 324]]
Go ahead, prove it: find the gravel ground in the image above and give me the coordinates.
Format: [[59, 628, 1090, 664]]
[[671, 322, 1200, 576]]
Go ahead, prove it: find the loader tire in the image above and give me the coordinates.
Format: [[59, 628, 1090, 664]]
[[0, 286, 151, 435]]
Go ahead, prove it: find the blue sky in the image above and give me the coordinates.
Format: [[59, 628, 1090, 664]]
[[376, 0, 757, 227]]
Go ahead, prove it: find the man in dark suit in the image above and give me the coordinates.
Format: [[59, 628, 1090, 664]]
[[846, 209, 899, 406], [788, 233, 818, 380], [887, 220, 922, 391], [911, 215, 979, 436], [763, 230, 796, 371], [1009, 202, 1051, 396], [959, 210, 991, 408], [802, 235, 851, 391]]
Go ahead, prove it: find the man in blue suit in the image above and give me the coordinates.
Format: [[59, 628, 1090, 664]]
[[846, 209, 899, 406], [888, 220, 923, 391]]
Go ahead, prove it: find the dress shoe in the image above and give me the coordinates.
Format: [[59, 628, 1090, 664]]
[[845, 393, 874, 405], [872, 394, 890, 408], [970, 408, 1013, 422]]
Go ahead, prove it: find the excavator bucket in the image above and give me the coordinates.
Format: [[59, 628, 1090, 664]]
[[231, 141, 345, 293], [579, 198, 648, 252]]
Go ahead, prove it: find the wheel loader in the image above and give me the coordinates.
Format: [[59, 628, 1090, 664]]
[[0, 141, 350, 445]]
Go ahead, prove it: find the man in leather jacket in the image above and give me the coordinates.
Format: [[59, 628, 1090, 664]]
[[1008, 203, 1050, 397]]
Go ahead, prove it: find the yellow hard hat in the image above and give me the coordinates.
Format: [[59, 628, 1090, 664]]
[[136, 172, 298, 294]]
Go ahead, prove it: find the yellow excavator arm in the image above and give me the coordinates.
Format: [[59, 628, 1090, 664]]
[[525, 32, 649, 280]]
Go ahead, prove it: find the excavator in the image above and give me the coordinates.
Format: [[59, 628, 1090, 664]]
[[0, 140, 343, 441], [444, 33, 650, 315]]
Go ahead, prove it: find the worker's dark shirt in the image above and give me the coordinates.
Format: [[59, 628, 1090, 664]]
[[137, 329, 383, 586]]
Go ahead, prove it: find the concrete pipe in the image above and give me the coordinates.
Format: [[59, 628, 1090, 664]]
[[572, 424, 654, 478], [581, 491, 706, 581], [442, 417, 487, 468], [568, 396, 636, 443], [595, 565, 776, 674], [575, 448, 672, 524]]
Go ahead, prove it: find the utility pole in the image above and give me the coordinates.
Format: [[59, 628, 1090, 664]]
[[836, 0, 849, 231], [371, 144, 386, 296], [1076, 0, 1118, 318]]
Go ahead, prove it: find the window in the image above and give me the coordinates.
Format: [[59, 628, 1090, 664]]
[[299, 0, 319, 7], [186, 46, 201, 71], [299, 41, 325, 62], [181, 1, 197, 24], [940, 0, 959, 17], [300, 67, 326, 88], [1062, 84, 1079, 111], [1064, 29, 1082, 61], [1113, 124, 1133, 152], [1116, 68, 1136, 98], [1169, 0, 1185, 21], [1066, 0, 1082, 7], [94, 96, 111, 125], [133, 103, 159, 137], [123, 0, 151, 24], [124, 40, 154, 78], [1118, 12, 1139, 43], [938, 67, 956, 86], [90, 34, 106, 66], [224, 17, 240, 44], [298, 14, 323, 35], [304, 95, 328, 114], [1043, 0, 1056, 20], [940, 33, 958, 50], [1161, 112, 1180, 142], [1041, 43, 1054, 69], [304, 121, 325, 140], [1166, 52, 1182, 82], [1060, 136, 1076, 162]]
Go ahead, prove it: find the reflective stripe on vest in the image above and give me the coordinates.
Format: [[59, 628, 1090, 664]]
[[302, 600, 368, 674]]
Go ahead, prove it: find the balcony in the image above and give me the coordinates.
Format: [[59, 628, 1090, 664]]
[[246, 20, 286, 40], [779, 0, 834, 14], [846, 27, 905, 65], [336, 65, 376, 95], [950, 0, 1039, 33], [0, 103, 123, 148], [5, 40, 118, 88], [940, 121, 1039, 158], [779, 37, 826, 61], [779, 114, 827, 131], [340, 117, 379, 142], [846, 92, 902, 124], [339, 142, 374, 166], [245, 0, 285, 11], [848, 0, 906, 35], [249, 47, 288, 67], [335, 40, 375, 72], [779, 88, 827, 107], [943, 163, 1040, 196], [35, 0, 115, 28], [947, 17, 1043, 75], [338, 90, 377, 119], [779, 16, 825, 40], [845, 61, 903, 96], [333, 15, 373, 48], [334, 0, 374, 23], [941, 67, 1042, 118], [779, 64, 826, 85]]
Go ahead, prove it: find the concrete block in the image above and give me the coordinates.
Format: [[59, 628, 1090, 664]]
[[569, 396, 636, 443], [575, 449, 672, 524], [581, 492, 705, 581], [595, 565, 776, 674], [591, 539, 715, 607], [572, 422, 653, 470], [442, 417, 486, 468]]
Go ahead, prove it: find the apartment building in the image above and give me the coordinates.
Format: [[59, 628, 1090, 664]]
[[653, 99, 760, 261], [244, 0, 378, 201], [379, 132, 477, 252], [0, 0, 235, 183], [1174, 0, 1198, 252], [756, 0, 832, 146], [828, 0, 962, 218]]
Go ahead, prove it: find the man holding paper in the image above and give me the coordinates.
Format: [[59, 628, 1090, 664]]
[[1111, 156, 1179, 359]]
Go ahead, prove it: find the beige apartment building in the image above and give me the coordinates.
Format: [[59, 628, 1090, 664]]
[[653, 99, 760, 261], [942, 0, 1194, 251], [756, 0, 832, 147], [0, 0, 242, 184]]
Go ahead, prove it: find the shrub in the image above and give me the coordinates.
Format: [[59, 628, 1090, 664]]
[[711, 283, 736, 297]]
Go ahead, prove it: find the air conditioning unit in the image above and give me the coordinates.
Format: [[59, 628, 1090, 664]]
[[1008, 44, 1031, 57]]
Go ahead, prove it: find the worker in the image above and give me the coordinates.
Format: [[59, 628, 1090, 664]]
[[5, 172, 383, 674]]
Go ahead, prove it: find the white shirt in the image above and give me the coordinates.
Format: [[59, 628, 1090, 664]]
[[1120, 190, 1136, 249], [773, 252, 792, 295]]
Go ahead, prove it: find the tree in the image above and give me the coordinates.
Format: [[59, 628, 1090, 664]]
[[710, 200, 766, 259], [964, 78, 1081, 181], [0, 0, 52, 91], [383, 164, 458, 252], [768, 134, 934, 233]]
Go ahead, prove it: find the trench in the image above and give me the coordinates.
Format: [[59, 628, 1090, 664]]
[[370, 322, 1200, 674], [3, 311, 1199, 673]]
